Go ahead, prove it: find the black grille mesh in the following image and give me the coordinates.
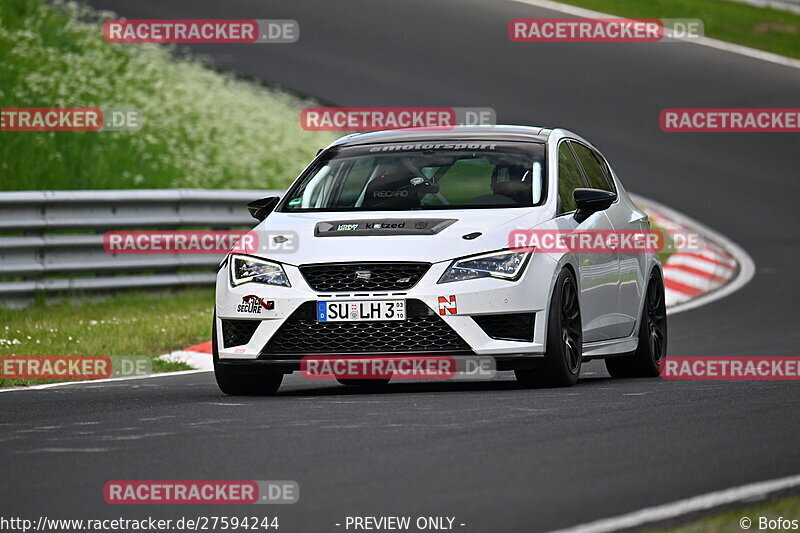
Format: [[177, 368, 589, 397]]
[[299, 262, 430, 292], [261, 300, 471, 355], [472, 313, 535, 342], [221, 319, 261, 348]]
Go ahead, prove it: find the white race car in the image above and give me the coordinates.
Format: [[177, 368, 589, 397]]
[[213, 126, 667, 394]]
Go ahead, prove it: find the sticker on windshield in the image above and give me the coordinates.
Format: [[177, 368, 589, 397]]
[[288, 197, 303, 206], [368, 143, 497, 152]]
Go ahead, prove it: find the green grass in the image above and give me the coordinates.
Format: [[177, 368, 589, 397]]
[[651, 220, 674, 265], [0, 0, 337, 190], [648, 493, 800, 533], [0, 288, 215, 387], [556, 0, 800, 59]]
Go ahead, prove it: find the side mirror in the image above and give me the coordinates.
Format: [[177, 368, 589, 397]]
[[573, 188, 616, 223], [247, 196, 280, 221]]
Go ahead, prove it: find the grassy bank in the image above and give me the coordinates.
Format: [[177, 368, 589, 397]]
[[557, 0, 800, 59], [0, 288, 215, 386], [649, 492, 800, 533], [0, 0, 337, 190]]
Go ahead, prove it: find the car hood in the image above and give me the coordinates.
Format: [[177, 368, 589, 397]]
[[252, 208, 553, 265]]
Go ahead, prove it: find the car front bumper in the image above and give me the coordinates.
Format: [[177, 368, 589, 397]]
[[214, 254, 559, 366]]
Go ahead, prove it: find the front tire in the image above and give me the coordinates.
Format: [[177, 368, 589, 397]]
[[515, 268, 582, 388], [212, 315, 283, 395], [605, 270, 667, 378]]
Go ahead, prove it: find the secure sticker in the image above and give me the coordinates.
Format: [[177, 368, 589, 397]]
[[238, 294, 274, 313]]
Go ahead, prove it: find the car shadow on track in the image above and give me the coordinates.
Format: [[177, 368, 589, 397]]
[[270, 373, 638, 397]]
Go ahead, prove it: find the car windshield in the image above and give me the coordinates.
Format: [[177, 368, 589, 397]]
[[280, 142, 546, 211]]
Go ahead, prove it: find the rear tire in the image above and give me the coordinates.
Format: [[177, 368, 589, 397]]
[[515, 268, 582, 388], [212, 315, 283, 395], [605, 270, 667, 378]]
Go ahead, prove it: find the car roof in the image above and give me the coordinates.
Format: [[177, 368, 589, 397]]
[[329, 125, 552, 147]]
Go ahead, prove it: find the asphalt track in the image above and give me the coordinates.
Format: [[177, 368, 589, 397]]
[[2, 0, 800, 531]]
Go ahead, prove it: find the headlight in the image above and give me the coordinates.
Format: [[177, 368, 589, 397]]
[[230, 254, 290, 287], [438, 250, 530, 284]]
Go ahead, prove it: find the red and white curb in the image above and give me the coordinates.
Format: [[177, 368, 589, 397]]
[[631, 194, 754, 315], [160, 196, 754, 371], [160, 340, 213, 371], [641, 203, 737, 308]]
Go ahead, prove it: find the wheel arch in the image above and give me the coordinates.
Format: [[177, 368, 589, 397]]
[[633, 262, 666, 334], [538, 256, 580, 353]]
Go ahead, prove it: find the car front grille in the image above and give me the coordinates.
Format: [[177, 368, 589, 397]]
[[298, 262, 430, 292], [261, 299, 472, 355], [472, 313, 535, 342], [221, 319, 261, 348]]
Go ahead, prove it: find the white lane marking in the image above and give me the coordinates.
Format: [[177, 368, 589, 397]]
[[667, 254, 735, 275], [506, 0, 800, 70], [664, 263, 731, 283], [0, 369, 208, 393], [546, 473, 800, 533], [14, 447, 112, 454], [686, 249, 737, 267], [725, 0, 800, 15], [104, 432, 173, 441], [631, 194, 756, 316], [662, 267, 726, 291]]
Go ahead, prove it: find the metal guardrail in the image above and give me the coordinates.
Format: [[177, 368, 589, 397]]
[[0, 189, 281, 306]]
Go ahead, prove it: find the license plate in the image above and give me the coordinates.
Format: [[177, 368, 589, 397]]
[[317, 300, 406, 322]]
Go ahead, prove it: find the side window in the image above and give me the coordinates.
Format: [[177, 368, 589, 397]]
[[337, 157, 375, 206], [558, 142, 585, 212], [571, 142, 613, 192], [594, 149, 614, 186]]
